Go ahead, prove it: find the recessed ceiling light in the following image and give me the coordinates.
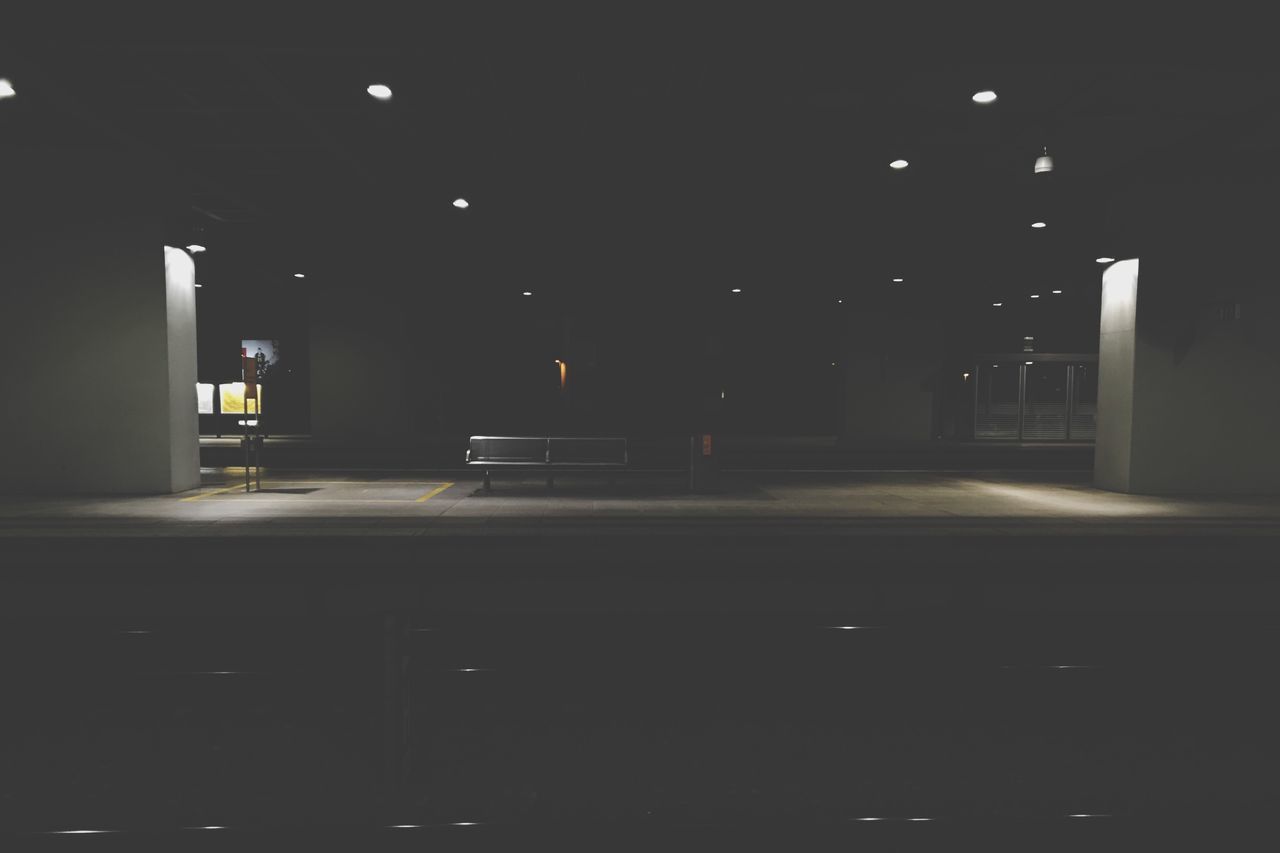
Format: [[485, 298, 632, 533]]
[[1052, 289, 1062, 294], [0, 78, 14, 99], [194, 283, 203, 288], [892, 278, 904, 283], [367, 84, 392, 100], [971, 89, 998, 104], [731, 288, 742, 293], [452, 198, 469, 209], [47, 830, 117, 835], [294, 273, 305, 278], [1031, 222, 1046, 229], [522, 291, 532, 296], [992, 302, 1003, 307], [1095, 256, 1115, 264], [1030, 294, 1040, 299], [185, 244, 206, 254], [836, 298, 843, 303], [889, 159, 909, 170]]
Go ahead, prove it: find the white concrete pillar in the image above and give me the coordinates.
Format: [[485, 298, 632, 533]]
[[1094, 183, 1280, 494], [0, 153, 199, 494]]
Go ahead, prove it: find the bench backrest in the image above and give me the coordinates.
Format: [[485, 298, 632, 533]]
[[468, 436, 627, 465], [468, 436, 548, 463]]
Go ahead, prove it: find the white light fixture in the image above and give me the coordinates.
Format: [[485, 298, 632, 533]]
[[452, 198, 469, 209], [992, 302, 1002, 307], [194, 283, 203, 288], [293, 273, 305, 278], [367, 84, 393, 100], [1095, 256, 1115, 264], [837, 298, 843, 303], [1031, 221, 1046, 229], [1034, 147, 1054, 174], [185, 244, 206, 254], [1030, 294, 1040, 299], [48, 831, 116, 835], [0, 78, 14, 99], [1025, 361, 1034, 365], [731, 288, 742, 293], [889, 159, 909, 170], [1052, 289, 1062, 294], [522, 291, 533, 296], [972, 89, 998, 104], [892, 278, 904, 283]]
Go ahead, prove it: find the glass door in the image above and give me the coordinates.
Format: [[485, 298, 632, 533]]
[[1068, 363, 1098, 440], [1022, 363, 1069, 440], [974, 363, 1021, 439]]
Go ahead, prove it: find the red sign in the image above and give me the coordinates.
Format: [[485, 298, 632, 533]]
[[702, 434, 712, 456], [242, 350, 258, 399]]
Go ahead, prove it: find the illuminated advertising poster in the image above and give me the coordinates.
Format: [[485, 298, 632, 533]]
[[218, 382, 263, 415], [196, 383, 215, 414], [241, 340, 280, 379]]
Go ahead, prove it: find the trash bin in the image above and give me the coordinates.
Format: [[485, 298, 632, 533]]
[[689, 433, 718, 493]]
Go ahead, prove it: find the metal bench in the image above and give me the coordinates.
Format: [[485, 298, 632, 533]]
[[466, 436, 628, 491]]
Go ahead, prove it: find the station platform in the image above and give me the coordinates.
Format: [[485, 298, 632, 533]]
[[196, 434, 1097, 472], [2, 468, 1277, 539]]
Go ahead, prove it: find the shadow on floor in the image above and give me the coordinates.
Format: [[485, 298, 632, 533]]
[[469, 479, 772, 500]]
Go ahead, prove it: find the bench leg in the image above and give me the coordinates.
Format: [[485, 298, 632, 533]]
[[484, 469, 491, 492]]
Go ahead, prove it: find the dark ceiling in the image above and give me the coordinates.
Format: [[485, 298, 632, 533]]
[[4, 12, 1280, 311]]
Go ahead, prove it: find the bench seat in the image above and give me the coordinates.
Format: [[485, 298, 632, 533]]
[[467, 436, 628, 490]]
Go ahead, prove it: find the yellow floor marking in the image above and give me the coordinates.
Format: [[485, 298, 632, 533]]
[[415, 482, 455, 502], [185, 481, 454, 503], [181, 483, 250, 502], [203, 498, 443, 504], [199, 480, 452, 486]]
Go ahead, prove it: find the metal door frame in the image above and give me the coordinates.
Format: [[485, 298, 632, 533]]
[[973, 354, 1098, 442]]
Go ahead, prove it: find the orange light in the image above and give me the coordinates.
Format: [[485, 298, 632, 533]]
[[559, 360, 567, 392]]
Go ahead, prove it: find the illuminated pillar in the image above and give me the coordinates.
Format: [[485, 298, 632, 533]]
[[0, 153, 200, 493], [1094, 182, 1280, 494]]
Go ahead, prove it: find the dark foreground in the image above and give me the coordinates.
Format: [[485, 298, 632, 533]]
[[4, 528, 1280, 848]]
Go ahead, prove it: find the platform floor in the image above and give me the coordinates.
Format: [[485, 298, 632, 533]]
[[2, 469, 1278, 537]]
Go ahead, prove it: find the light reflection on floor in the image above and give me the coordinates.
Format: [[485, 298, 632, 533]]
[[1, 471, 1278, 535]]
